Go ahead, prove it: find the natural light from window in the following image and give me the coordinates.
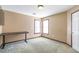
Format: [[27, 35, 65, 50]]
[[34, 20, 40, 33], [43, 20, 48, 34]]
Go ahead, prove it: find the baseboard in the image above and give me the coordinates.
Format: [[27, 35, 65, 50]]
[[27, 36, 41, 40], [42, 36, 71, 47]]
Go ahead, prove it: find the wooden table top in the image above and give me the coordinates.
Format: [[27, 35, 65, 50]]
[[0, 31, 29, 36]]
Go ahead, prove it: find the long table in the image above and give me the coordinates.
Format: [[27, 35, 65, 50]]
[[0, 31, 29, 49]]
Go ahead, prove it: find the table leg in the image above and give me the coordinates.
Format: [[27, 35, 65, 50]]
[[25, 33, 27, 43], [1, 35, 5, 49]]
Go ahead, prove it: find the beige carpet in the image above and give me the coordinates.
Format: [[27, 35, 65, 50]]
[[0, 37, 78, 53]]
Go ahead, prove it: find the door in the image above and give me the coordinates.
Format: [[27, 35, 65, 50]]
[[72, 11, 79, 51]]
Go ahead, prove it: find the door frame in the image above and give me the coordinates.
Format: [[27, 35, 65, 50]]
[[71, 10, 79, 47]]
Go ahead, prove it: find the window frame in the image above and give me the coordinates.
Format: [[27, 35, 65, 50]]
[[34, 19, 41, 34]]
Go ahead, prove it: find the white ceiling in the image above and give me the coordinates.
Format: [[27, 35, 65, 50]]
[[2, 5, 74, 18]]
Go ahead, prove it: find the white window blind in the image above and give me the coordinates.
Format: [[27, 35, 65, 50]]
[[35, 20, 40, 33], [43, 20, 48, 33]]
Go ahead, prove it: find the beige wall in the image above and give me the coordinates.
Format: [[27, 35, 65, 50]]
[[0, 6, 4, 45], [0, 10, 41, 43], [42, 12, 67, 43], [67, 5, 79, 45], [0, 7, 4, 25]]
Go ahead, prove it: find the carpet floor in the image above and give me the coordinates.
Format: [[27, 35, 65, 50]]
[[0, 37, 78, 53]]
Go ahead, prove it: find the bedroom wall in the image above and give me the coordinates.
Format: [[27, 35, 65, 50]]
[[0, 6, 4, 25], [42, 12, 67, 43], [0, 6, 4, 45], [67, 5, 79, 45], [0, 10, 41, 43]]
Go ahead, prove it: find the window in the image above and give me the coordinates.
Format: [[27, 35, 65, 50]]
[[34, 20, 40, 33], [43, 20, 48, 34]]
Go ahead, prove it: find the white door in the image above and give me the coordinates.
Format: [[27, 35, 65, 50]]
[[72, 11, 79, 51]]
